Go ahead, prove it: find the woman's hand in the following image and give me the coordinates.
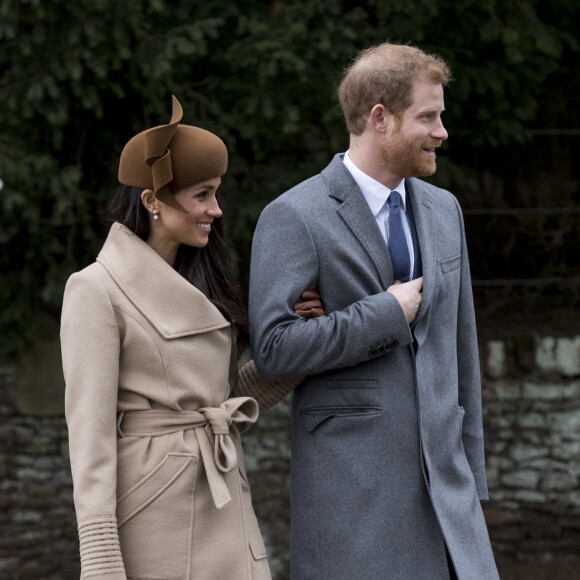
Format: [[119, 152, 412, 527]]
[[293, 289, 326, 319]]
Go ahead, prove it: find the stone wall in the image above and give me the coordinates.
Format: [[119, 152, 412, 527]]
[[0, 365, 79, 580], [481, 335, 580, 564], [0, 334, 579, 578], [242, 397, 293, 579]]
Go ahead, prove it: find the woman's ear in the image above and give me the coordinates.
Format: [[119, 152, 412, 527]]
[[140, 189, 159, 215]]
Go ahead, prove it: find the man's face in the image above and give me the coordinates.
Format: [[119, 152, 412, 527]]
[[380, 80, 448, 180]]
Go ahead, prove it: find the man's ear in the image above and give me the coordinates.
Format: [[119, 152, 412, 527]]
[[369, 104, 400, 136], [140, 189, 159, 214], [369, 104, 388, 133]]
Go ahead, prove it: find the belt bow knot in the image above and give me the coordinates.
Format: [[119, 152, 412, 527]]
[[199, 399, 256, 474], [117, 396, 259, 510]]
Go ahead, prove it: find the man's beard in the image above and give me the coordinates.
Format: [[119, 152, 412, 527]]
[[380, 130, 441, 179]]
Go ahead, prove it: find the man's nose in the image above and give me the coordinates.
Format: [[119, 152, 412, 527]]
[[432, 118, 448, 141]]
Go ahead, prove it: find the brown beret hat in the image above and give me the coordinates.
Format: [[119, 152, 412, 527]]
[[118, 95, 228, 212]]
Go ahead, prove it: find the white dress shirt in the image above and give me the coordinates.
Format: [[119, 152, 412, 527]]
[[343, 151, 415, 277]]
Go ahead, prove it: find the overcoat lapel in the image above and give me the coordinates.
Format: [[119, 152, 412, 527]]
[[406, 178, 436, 334], [406, 190, 423, 280], [320, 157, 440, 334], [97, 222, 230, 339], [322, 155, 393, 289]]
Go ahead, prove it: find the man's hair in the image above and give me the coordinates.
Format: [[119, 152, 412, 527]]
[[338, 42, 452, 136]]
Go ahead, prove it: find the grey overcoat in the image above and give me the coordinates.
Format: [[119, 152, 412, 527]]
[[248, 154, 499, 580]]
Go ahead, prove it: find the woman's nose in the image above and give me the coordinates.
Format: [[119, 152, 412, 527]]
[[208, 199, 222, 217]]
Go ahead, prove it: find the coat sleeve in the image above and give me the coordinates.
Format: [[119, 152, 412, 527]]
[[453, 198, 489, 500], [249, 197, 413, 382], [231, 359, 303, 413], [61, 271, 127, 579]]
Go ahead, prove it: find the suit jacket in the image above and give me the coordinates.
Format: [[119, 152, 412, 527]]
[[61, 222, 297, 580], [249, 154, 499, 580]]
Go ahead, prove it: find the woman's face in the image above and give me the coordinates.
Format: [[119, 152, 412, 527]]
[[152, 176, 223, 251]]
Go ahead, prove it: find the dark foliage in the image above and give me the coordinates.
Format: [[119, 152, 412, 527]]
[[0, 0, 578, 358]]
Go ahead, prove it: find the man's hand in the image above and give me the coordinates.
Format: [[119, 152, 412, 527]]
[[293, 289, 326, 319], [387, 277, 423, 324]]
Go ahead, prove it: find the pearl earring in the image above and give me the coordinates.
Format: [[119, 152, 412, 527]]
[[153, 210, 159, 220]]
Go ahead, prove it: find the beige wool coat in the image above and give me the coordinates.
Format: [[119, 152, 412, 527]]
[[61, 222, 296, 580]]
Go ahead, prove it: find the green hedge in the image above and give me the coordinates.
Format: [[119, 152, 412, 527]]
[[1, 0, 578, 358]]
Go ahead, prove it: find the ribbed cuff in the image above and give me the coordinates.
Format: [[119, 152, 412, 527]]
[[234, 360, 303, 412], [78, 516, 126, 579]]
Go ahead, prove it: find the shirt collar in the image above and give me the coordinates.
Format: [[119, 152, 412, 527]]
[[343, 150, 406, 216]]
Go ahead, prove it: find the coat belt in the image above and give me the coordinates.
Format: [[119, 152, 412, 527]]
[[116, 397, 259, 510]]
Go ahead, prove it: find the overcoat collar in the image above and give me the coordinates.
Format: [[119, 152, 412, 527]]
[[97, 222, 230, 339], [322, 154, 393, 289], [321, 154, 437, 332]]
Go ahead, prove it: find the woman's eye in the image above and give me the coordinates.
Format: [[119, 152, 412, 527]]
[[197, 191, 208, 200]]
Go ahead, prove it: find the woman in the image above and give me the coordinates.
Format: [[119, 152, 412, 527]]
[[60, 96, 323, 580]]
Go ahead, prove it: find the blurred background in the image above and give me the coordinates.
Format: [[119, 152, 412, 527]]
[[0, 0, 578, 578]]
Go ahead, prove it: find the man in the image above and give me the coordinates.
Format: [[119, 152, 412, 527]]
[[249, 43, 498, 580]]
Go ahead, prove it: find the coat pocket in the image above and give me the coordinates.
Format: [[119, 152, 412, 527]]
[[117, 453, 197, 526], [117, 453, 198, 580], [440, 254, 461, 274], [238, 469, 269, 562], [322, 379, 379, 390], [301, 406, 382, 432]]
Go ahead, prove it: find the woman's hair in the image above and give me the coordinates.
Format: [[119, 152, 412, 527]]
[[338, 42, 452, 136], [105, 184, 250, 355]]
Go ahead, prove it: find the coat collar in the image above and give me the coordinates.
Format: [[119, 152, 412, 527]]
[[322, 155, 438, 334], [322, 154, 393, 289], [97, 223, 230, 339]]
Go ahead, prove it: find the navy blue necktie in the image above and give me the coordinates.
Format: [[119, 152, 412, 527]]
[[387, 190, 411, 282]]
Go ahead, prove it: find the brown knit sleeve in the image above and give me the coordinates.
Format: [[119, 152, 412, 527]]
[[231, 360, 303, 413]]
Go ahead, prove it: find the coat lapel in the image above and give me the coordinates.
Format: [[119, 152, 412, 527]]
[[405, 190, 423, 279], [322, 154, 393, 289], [406, 178, 436, 332], [321, 158, 438, 334], [97, 223, 230, 339]]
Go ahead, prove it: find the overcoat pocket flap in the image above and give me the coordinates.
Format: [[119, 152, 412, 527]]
[[302, 409, 339, 432], [117, 453, 196, 526], [301, 406, 382, 432]]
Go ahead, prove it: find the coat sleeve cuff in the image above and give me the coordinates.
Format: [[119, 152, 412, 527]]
[[475, 478, 490, 501], [78, 516, 127, 579], [233, 360, 303, 413]]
